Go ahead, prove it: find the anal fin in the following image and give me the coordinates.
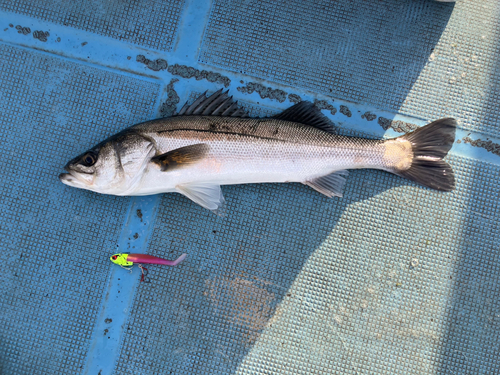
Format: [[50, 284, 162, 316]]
[[303, 170, 349, 198]]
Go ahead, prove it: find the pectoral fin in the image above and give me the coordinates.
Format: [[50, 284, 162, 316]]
[[176, 183, 225, 213], [151, 144, 209, 171], [303, 170, 349, 198]]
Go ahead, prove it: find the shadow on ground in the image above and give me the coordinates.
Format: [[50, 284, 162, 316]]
[[437, 9, 500, 373], [114, 170, 419, 374], [200, 0, 454, 112]]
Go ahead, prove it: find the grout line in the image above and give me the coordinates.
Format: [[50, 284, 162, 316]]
[[80, 1, 215, 372], [82, 69, 179, 374], [82, 195, 162, 375], [173, 0, 213, 60]]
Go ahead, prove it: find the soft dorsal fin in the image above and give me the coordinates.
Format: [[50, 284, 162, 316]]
[[272, 101, 337, 134], [151, 144, 209, 171], [176, 90, 249, 117]]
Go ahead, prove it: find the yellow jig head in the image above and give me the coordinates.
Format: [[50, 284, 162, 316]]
[[110, 253, 133, 267]]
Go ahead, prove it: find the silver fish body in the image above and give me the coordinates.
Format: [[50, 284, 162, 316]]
[[131, 117, 390, 190], [60, 91, 456, 211]]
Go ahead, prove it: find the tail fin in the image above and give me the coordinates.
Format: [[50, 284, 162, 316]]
[[394, 118, 456, 191]]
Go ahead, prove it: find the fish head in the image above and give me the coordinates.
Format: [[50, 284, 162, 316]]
[[59, 130, 155, 194], [59, 139, 122, 193], [110, 253, 133, 266]]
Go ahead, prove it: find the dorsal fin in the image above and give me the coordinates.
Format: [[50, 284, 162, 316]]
[[176, 90, 249, 117], [272, 101, 337, 134]]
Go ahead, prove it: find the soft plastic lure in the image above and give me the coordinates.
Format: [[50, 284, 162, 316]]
[[110, 253, 187, 282], [110, 253, 187, 267]]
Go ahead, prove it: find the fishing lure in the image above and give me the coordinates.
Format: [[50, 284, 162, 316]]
[[110, 253, 187, 267], [110, 253, 187, 282]]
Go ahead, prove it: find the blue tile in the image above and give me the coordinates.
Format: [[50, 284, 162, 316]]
[[1, 0, 500, 374]]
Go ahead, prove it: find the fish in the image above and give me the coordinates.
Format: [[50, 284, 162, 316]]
[[60, 90, 456, 212], [110, 253, 187, 267]]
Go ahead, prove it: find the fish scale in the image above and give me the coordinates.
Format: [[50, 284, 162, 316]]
[[136, 116, 386, 180], [60, 91, 456, 211]]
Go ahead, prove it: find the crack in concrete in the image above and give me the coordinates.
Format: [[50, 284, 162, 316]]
[[462, 137, 500, 157], [136, 55, 168, 71], [378, 117, 418, 133], [314, 99, 337, 116], [288, 93, 302, 104], [237, 82, 287, 103], [159, 78, 180, 118], [167, 64, 230, 87], [339, 105, 352, 118]]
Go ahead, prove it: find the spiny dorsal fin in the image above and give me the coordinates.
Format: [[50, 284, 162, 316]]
[[151, 143, 209, 171], [303, 170, 349, 197], [272, 101, 337, 134], [176, 90, 249, 117]]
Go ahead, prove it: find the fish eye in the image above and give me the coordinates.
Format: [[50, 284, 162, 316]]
[[112, 255, 117, 260], [82, 152, 97, 167]]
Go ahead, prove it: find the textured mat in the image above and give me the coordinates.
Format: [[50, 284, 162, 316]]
[[115, 155, 500, 375], [237, 155, 500, 375], [0, 0, 185, 51], [0, 44, 160, 374], [200, 0, 500, 137], [200, 0, 453, 115], [0, 0, 499, 374]]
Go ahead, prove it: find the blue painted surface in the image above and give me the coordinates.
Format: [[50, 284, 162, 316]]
[[83, 195, 161, 375], [0, 0, 499, 374], [0, 42, 160, 374]]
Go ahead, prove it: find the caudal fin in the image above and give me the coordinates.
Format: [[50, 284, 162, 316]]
[[394, 118, 456, 191]]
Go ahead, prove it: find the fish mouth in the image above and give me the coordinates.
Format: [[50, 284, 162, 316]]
[[59, 172, 84, 187], [59, 166, 93, 187]]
